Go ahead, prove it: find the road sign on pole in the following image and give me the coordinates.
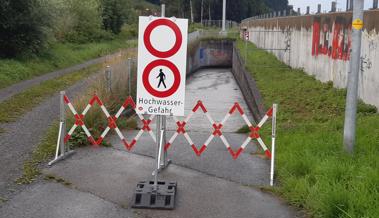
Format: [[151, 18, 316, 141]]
[[136, 16, 188, 116]]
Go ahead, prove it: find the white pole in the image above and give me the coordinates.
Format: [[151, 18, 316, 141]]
[[222, 0, 226, 32], [270, 104, 277, 186], [343, 0, 364, 153]]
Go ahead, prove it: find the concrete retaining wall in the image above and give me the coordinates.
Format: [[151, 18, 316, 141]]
[[187, 38, 265, 122], [241, 10, 379, 109]]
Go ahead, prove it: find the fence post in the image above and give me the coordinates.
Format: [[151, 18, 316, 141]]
[[270, 104, 277, 186], [127, 58, 132, 96], [105, 66, 112, 93], [373, 0, 378, 9], [317, 4, 321, 14], [331, 1, 337, 12]]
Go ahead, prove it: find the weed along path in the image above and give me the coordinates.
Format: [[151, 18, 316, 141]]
[[0, 68, 301, 217]]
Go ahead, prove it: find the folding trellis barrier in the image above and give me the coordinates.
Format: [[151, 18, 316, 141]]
[[49, 92, 278, 208]]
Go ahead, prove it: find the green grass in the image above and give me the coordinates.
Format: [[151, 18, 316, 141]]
[[236, 40, 379, 218], [0, 38, 136, 89], [16, 122, 59, 184], [0, 65, 99, 123]]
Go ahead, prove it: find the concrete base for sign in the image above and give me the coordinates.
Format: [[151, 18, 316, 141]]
[[132, 181, 177, 210]]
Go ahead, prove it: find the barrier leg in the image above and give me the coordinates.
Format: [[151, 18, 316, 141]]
[[48, 91, 75, 166], [132, 115, 176, 209], [270, 104, 277, 186]]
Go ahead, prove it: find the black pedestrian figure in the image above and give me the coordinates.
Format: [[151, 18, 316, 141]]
[[156, 69, 166, 88]]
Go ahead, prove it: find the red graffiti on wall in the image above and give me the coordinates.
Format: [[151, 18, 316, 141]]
[[312, 17, 352, 61]]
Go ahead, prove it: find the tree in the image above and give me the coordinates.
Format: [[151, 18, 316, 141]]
[[101, 0, 131, 34], [0, 0, 51, 57]]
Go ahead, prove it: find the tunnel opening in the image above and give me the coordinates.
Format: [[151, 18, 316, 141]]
[[186, 38, 265, 123]]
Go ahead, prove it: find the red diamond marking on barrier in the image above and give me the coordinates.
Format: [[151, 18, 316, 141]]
[[249, 126, 260, 139], [74, 114, 84, 126], [88, 136, 98, 147], [266, 107, 273, 117], [64, 134, 71, 143], [212, 123, 223, 136], [123, 139, 137, 151], [176, 121, 186, 134], [64, 95, 70, 104], [227, 147, 244, 159], [142, 119, 151, 131], [229, 102, 244, 115], [107, 116, 117, 129], [122, 96, 136, 109], [164, 143, 171, 151], [192, 100, 207, 112], [191, 144, 207, 156], [265, 150, 272, 159], [89, 95, 103, 106]]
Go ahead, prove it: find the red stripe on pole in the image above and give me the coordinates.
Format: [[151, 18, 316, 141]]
[[164, 143, 171, 151], [212, 123, 223, 136], [123, 139, 137, 151], [107, 116, 117, 129], [227, 147, 244, 159], [74, 114, 85, 126], [64, 95, 70, 104], [249, 126, 260, 139], [88, 136, 98, 147], [122, 96, 136, 109], [89, 95, 103, 106], [142, 119, 151, 131], [176, 121, 186, 134], [191, 144, 207, 156], [64, 134, 71, 143], [266, 107, 273, 117], [265, 150, 272, 159], [229, 103, 244, 115], [192, 100, 207, 112], [96, 137, 104, 145]]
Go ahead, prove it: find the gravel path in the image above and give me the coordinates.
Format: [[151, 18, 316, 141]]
[[0, 73, 98, 200], [0, 52, 121, 103]]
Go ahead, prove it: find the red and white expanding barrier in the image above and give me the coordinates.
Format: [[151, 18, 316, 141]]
[[165, 100, 275, 160], [50, 92, 278, 186]]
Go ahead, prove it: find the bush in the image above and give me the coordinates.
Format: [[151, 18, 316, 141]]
[[0, 0, 52, 57]]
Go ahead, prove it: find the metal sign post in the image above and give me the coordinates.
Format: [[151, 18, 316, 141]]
[[132, 3, 186, 209]]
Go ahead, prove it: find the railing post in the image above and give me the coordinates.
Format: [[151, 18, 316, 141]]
[[105, 66, 112, 93]]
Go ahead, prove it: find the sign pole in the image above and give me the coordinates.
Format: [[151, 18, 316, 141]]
[[343, 0, 364, 154], [152, 3, 168, 192]]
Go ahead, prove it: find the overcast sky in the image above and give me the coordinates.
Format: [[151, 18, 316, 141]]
[[288, 0, 373, 14]]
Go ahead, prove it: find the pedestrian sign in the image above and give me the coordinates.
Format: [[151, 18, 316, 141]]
[[136, 16, 188, 116]]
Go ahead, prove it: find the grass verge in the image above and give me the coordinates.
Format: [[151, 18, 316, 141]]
[[0, 65, 99, 123], [16, 122, 59, 184], [236, 39, 379, 218], [0, 39, 136, 89]]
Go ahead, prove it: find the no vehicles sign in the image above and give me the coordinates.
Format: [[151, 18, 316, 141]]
[[136, 16, 188, 116]]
